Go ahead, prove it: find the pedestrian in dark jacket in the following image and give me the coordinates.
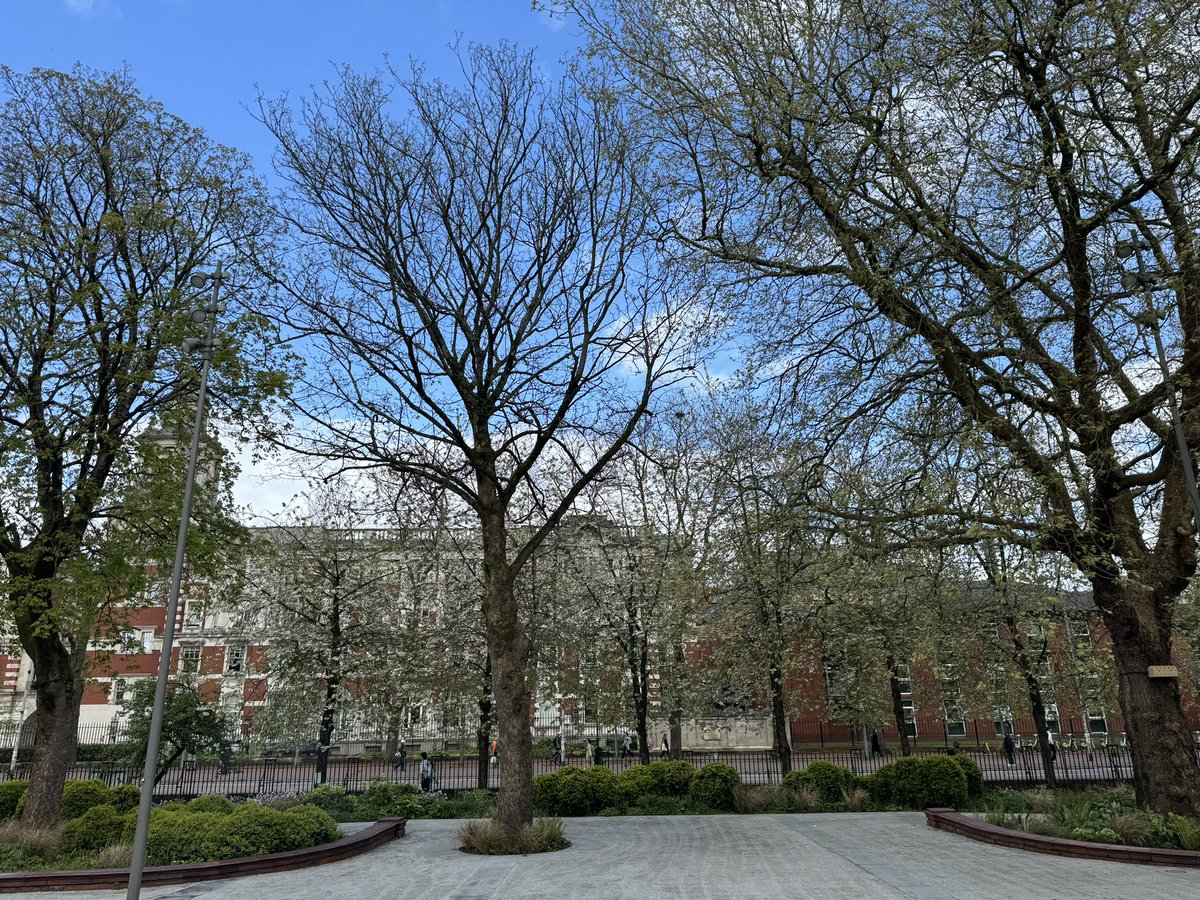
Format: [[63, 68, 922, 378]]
[[1003, 733, 1016, 766]]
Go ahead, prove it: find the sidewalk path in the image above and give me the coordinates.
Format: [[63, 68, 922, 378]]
[[27, 813, 1200, 900]]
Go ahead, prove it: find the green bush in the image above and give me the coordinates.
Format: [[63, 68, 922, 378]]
[[1168, 813, 1200, 851], [435, 789, 495, 819], [205, 803, 313, 859], [60, 780, 114, 821], [899, 757, 967, 809], [187, 795, 235, 815], [282, 803, 340, 845], [532, 766, 618, 816], [643, 760, 695, 797], [615, 765, 657, 806], [688, 764, 740, 811], [0, 782, 26, 820], [62, 804, 125, 853], [357, 779, 420, 818], [949, 755, 983, 799], [298, 784, 360, 822], [109, 784, 142, 814], [136, 809, 226, 865], [869, 757, 967, 810], [783, 761, 853, 804]]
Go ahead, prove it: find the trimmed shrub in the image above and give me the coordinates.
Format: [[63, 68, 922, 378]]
[[615, 765, 658, 807], [298, 784, 360, 822], [532, 766, 618, 816], [282, 803, 341, 845], [60, 780, 113, 821], [62, 804, 124, 853], [138, 810, 225, 865], [642, 760, 695, 797], [877, 756, 967, 810], [187, 795, 235, 815], [0, 782, 27, 820], [357, 779, 420, 818], [205, 803, 313, 859], [109, 784, 142, 815], [688, 764, 740, 811], [784, 762, 853, 804], [949, 755, 983, 799]]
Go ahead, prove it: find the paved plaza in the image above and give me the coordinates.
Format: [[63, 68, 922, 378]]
[[23, 813, 1200, 900]]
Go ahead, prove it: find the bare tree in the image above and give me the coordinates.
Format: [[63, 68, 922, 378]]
[[260, 45, 700, 832], [572, 0, 1200, 815]]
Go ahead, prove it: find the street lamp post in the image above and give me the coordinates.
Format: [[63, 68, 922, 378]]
[[126, 263, 227, 900], [1115, 233, 1200, 524]]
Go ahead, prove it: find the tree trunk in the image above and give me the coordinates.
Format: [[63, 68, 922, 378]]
[[383, 709, 402, 760], [886, 656, 912, 757], [1005, 621, 1057, 788], [668, 707, 683, 760], [1102, 583, 1200, 817], [634, 645, 650, 766], [21, 636, 85, 826], [768, 598, 792, 776], [768, 656, 792, 777], [476, 653, 493, 790], [478, 491, 533, 834], [315, 675, 339, 785]]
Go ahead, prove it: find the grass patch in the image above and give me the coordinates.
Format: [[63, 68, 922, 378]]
[[458, 818, 570, 855]]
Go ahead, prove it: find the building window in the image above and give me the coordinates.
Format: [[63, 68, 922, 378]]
[[183, 603, 202, 630], [894, 664, 912, 696], [901, 699, 917, 737], [1027, 620, 1045, 639], [181, 647, 201, 674], [944, 700, 967, 737], [111, 678, 129, 706], [138, 628, 155, 653], [1087, 706, 1108, 734], [1044, 703, 1060, 734], [226, 646, 245, 674], [1070, 618, 1091, 642], [993, 708, 1014, 735]]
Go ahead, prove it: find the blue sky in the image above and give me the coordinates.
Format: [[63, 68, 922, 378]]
[[3, 1, 586, 517], [3, 1, 580, 178]]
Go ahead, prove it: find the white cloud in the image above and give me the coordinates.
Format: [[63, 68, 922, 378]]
[[64, 0, 99, 14]]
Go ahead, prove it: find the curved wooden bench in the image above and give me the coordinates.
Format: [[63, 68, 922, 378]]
[[0, 817, 406, 893], [925, 808, 1200, 867]]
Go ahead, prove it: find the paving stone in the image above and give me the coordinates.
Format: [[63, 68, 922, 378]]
[[23, 813, 1200, 900]]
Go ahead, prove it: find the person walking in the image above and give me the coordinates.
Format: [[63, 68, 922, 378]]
[[1002, 732, 1016, 766], [393, 739, 407, 772], [419, 751, 434, 792], [584, 739, 594, 768], [553, 734, 564, 766], [869, 730, 883, 758], [621, 733, 632, 760], [660, 732, 669, 759]]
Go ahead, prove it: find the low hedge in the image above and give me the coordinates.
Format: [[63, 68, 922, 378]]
[[533, 766, 619, 816], [60, 780, 113, 821], [641, 761, 696, 797], [121, 802, 340, 866], [870, 756, 967, 809], [688, 763, 740, 811], [0, 781, 26, 819], [62, 804, 127, 853], [783, 762, 854, 804], [949, 754, 983, 799]]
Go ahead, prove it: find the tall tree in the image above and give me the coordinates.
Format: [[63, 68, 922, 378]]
[[571, 0, 1200, 815], [260, 45, 701, 832], [0, 66, 285, 825]]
